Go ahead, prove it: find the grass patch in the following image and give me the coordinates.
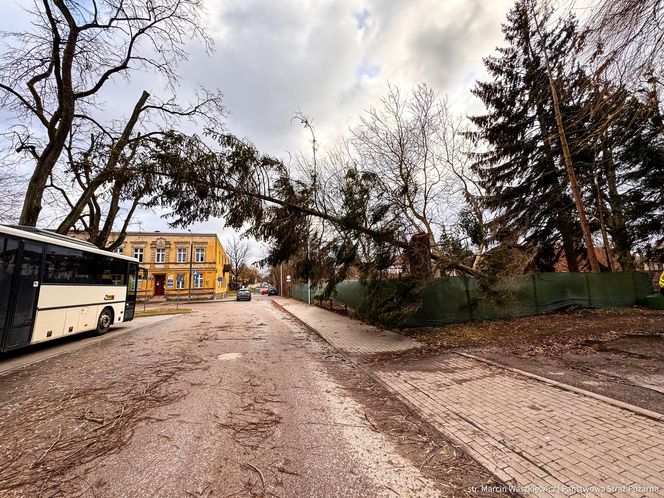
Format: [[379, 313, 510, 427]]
[[135, 308, 192, 318], [402, 307, 664, 353]]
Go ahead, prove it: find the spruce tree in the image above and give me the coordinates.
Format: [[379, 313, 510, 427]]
[[470, 1, 586, 271], [620, 87, 664, 251]]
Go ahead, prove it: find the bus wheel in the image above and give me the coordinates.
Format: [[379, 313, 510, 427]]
[[95, 308, 114, 335]]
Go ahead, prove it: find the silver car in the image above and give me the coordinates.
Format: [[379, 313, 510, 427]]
[[236, 288, 252, 301]]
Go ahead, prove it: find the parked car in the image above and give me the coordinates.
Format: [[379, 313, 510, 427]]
[[236, 288, 252, 301], [267, 288, 278, 296], [260, 288, 269, 295]]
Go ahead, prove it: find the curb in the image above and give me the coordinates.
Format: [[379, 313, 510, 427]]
[[270, 299, 515, 490], [456, 352, 664, 423]]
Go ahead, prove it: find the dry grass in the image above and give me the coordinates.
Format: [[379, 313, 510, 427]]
[[403, 307, 664, 355]]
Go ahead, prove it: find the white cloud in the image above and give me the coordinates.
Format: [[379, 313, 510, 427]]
[[179, 0, 516, 156]]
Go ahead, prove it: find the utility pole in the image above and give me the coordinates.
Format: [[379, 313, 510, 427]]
[[307, 238, 311, 306], [280, 263, 283, 297], [188, 229, 193, 302]]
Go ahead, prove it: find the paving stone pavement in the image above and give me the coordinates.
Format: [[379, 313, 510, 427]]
[[275, 298, 664, 497], [277, 299, 420, 355]]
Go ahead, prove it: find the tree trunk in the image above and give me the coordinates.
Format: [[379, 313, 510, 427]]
[[527, 42, 581, 272], [19, 18, 80, 226], [92, 179, 124, 247], [407, 233, 433, 280], [530, 1, 600, 272], [544, 63, 600, 272], [19, 164, 52, 226], [593, 171, 615, 271], [557, 207, 580, 272], [55, 91, 150, 234], [19, 97, 77, 226], [603, 141, 635, 270]]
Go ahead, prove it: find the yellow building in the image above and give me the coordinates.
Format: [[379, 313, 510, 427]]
[[112, 231, 231, 300]]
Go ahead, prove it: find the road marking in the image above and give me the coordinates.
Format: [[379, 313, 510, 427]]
[[217, 352, 243, 360]]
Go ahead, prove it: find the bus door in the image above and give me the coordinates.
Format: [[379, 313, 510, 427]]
[[124, 263, 140, 322], [0, 238, 45, 352]]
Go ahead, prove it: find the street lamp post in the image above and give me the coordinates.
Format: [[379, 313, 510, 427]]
[[307, 237, 311, 305], [188, 229, 193, 303]]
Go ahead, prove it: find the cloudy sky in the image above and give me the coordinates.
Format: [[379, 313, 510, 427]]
[[193, 0, 515, 155], [1, 0, 518, 260]]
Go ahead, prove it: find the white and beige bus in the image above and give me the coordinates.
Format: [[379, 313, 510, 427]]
[[0, 225, 140, 352]]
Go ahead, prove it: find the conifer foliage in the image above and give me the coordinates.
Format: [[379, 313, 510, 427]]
[[470, 0, 663, 272]]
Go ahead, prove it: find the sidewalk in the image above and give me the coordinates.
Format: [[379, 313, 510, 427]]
[[275, 298, 664, 497]]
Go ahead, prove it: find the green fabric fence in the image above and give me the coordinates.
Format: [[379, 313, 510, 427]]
[[290, 272, 652, 327], [290, 283, 311, 303]]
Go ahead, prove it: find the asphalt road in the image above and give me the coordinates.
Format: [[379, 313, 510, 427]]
[[0, 297, 485, 497], [0, 315, 172, 375]]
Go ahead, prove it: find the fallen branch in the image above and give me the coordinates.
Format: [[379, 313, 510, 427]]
[[364, 413, 379, 432], [31, 427, 62, 468], [244, 462, 266, 489], [274, 465, 300, 477]]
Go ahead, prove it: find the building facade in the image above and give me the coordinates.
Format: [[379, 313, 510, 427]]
[[112, 232, 231, 299]]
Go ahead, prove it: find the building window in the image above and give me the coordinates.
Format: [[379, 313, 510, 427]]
[[195, 248, 205, 262], [176, 273, 185, 289], [115, 247, 124, 255], [155, 248, 165, 263], [134, 248, 144, 263], [137, 275, 143, 290], [177, 247, 187, 263], [194, 272, 204, 288]]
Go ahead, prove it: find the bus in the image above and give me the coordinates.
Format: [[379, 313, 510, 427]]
[[0, 225, 140, 353]]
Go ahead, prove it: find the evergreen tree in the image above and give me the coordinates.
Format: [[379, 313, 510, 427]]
[[470, 1, 586, 271], [574, 77, 664, 269], [619, 87, 664, 250]]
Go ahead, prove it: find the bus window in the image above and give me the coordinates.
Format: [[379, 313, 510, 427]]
[[44, 246, 128, 286], [44, 245, 84, 283]]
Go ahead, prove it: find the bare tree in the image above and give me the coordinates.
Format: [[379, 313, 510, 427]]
[[0, 0, 211, 226], [45, 88, 223, 247], [346, 84, 484, 274], [587, 0, 664, 86], [351, 84, 455, 246], [237, 263, 260, 286], [225, 235, 252, 288]]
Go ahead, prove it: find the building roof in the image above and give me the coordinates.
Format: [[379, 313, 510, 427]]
[[118, 231, 218, 237], [554, 246, 620, 272]]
